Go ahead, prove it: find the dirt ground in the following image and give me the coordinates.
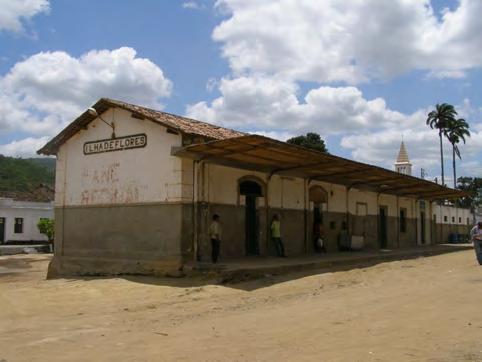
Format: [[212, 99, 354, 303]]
[[0, 250, 481, 362]]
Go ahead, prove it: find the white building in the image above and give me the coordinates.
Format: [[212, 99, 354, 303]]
[[394, 140, 472, 241], [0, 186, 54, 244], [38, 98, 471, 277]]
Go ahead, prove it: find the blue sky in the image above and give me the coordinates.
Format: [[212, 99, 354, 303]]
[[0, 0, 481, 184]]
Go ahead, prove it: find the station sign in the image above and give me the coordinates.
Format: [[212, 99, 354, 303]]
[[83, 133, 147, 155]]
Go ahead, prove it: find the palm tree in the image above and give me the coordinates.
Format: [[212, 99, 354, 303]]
[[445, 118, 470, 188], [426, 103, 457, 186]]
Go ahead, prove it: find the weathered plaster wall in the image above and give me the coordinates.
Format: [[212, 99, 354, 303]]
[[194, 163, 454, 257], [55, 108, 186, 207], [57, 204, 183, 259], [51, 107, 188, 276]]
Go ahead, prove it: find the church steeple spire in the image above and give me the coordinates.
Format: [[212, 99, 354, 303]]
[[396, 141, 410, 163], [394, 141, 412, 175]]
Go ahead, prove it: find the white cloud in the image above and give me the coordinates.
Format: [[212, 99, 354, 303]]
[[0, 0, 49, 33], [185, 0, 482, 180], [426, 69, 467, 80], [186, 75, 482, 178], [0, 136, 49, 157], [340, 117, 482, 178], [182, 1, 204, 10], [213, 0, 482, 83], [0, 47, 172, 155], [187, 76, 404, 134]]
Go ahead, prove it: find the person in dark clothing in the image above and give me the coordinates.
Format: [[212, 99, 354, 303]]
[[313, 222, 327, 253], [209, 214, 222, 263], [470, 221, 482, 265]]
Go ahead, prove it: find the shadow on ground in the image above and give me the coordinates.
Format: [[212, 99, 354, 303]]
[[58, 245, 473, 292], [0, 254, 52, 278]]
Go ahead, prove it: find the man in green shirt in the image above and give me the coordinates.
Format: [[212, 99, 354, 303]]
[[271, 214, 286, 257]]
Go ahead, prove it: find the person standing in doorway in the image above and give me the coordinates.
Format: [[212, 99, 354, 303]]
[[313, 222, 327, 253], [209, 214, 222, 263], [271, 214, 286, 257], [470, 221, 482, 265]]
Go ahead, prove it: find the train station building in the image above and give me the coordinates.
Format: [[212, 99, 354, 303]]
[[38, 98, 471, 277]]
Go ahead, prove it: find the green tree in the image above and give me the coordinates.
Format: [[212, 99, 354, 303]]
[[37, 218, 55, 243], [0, 155, 55, 192], [445, 118, 470, 188], [286, 133, 328, 153], [426, 103, 457, 186], [456, 177, 482, 211]]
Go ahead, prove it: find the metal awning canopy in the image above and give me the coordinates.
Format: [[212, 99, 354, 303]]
[[174, 135, 466, 200]]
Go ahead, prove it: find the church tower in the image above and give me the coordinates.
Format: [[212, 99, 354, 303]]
[[395, 141, 412, 176]]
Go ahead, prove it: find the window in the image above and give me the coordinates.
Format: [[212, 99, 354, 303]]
[[452, 216, 455, 223], [458, 217, 462, 223], [400, 208, 407, 232], [444, 215, 448, 222], [14, 218, 23, 233]]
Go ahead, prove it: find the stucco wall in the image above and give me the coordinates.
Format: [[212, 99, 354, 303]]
[[431, 203, 472, 243], [0, 199, 53, 242], [55, 108, 185, 207]]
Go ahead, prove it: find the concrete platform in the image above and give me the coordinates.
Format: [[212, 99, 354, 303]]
[[184, 243, 474, 282], [0, 244, 51, 256]]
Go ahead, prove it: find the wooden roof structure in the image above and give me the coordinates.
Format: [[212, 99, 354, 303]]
[[174, 135, 466, 200]]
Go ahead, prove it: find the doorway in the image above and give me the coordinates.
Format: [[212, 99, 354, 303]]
[[420, 212, 426, 244], [309, 186, 328, 252], [0, 217, 5, 244], [240, 180, 262, 255], [379, 207, 388, 249]]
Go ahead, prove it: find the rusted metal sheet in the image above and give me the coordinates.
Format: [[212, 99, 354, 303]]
[[175, 135, 467, 201]]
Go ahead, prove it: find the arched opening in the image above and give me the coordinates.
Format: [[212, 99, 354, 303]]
[[309, 186, 328, 252], [239, 178, 264, 255], [240, 180, 263, 197]]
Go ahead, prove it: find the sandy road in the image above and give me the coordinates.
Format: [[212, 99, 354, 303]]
[[0, 250, 481, 362]]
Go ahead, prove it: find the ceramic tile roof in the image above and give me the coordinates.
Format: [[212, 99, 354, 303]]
[[38, 98, 245, 155], [0, 184, 54, 203], [104, 98, 245, 140]]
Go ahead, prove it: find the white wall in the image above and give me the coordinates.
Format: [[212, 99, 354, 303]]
[[0, 198, 53, 242], [200, 164, 432, 222], [56, 107, 186, 207], [432, 203, 472, 226]]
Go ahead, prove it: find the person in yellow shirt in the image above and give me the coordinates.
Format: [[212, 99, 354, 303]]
[[271, 214, 286, 257], [209, 214, 222, 263]]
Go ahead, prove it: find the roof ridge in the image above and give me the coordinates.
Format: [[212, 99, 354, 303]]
[[102, 97, 245, 134]]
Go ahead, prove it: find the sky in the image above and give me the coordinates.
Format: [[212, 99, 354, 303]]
[[0, 0, 481, 185]]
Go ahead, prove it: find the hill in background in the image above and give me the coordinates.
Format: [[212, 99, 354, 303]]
[[0, 155, 56, 192]]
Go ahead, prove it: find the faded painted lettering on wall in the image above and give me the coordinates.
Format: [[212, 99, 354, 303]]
[[83, 134, 147, 155]]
